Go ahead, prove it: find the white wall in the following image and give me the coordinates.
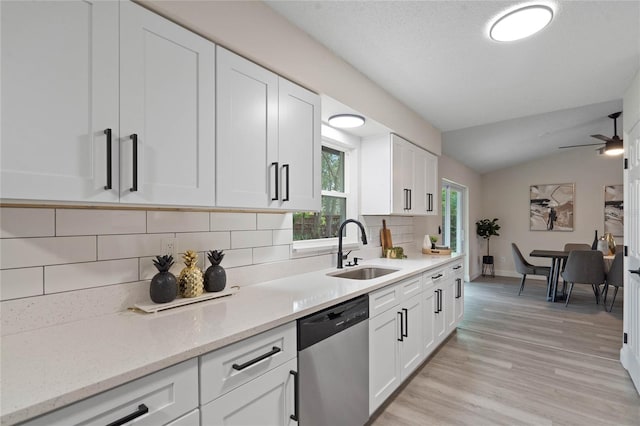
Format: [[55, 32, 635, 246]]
[[481, 148, 623, 278], [136, 0, 441, 155]]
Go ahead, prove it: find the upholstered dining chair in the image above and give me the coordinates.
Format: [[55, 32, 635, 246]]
[[563, 243, 592, 252], [561, 250, 606, 307], [512, 243, 551, 296], [603, 252, 624, 312]]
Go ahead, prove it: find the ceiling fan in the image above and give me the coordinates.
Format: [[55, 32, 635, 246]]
[[559, 111, 624, 156]]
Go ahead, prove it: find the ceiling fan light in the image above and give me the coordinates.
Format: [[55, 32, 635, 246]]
[[328, 114, 365, 129], [489, 5, 554, 42], [605, 140, 624, 156]]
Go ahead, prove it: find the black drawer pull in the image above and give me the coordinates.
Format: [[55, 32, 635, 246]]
[[431, 273, 443, 280], [106, 404, 148, 426], [104, 128, 112, 190], [130, 134, 138, 192], [290, 370, 299, 421], [453, 265, 462, 270], [630, 268, 640, 275], [232, 346, 281, 371]]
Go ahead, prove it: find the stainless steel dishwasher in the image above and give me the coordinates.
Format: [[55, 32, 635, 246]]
[[297, 294, 369, 426]]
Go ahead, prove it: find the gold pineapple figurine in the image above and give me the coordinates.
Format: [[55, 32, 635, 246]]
[[178, 250, 204, 298]]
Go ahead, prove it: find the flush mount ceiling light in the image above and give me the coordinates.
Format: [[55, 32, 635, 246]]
[[489, 4, 554, 42], [328, 114, 365, 129], [604, 140, 624, 156]]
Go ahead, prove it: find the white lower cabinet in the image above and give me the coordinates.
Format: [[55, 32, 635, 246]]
[[452, 262, 465, 323], [368, 276, 424, 415], [21, 359, 198, 426], [422, 283, 436, 356], [167, 409, 200, 426], [201, 358, 298, 426]]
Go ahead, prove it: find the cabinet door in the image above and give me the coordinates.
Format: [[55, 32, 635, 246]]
[[391, 135, 414, 214], [216, 47, 278, 208], [413, 149, 428, 215], [423, 290, 436, 357], [455, 276, 464, 323], [201, 358, 297, 426], [277, 78, 321, 211], [424, 150, 439, 215], [1, 0, 119, 202], [399, 294, 424, 380], [434, 286, 447, 342], [369, 307, 401, 414], [120, 1, 215, 206], [445, 279, 457, 331]]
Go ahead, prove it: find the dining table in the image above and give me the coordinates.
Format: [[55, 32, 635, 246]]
[[530, 249, 615, 302], [530, 250, 569, 302]]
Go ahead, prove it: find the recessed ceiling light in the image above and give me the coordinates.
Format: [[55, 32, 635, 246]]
[[490, 5, 554, 42], [328, 114, 365, 129]]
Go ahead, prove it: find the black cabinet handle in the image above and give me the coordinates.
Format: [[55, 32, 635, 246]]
[[283, 164, 290, 202], [130, 134, 138, 192], [106, 404, 148, 426], [289, 370, 299, 421], [232, 346, 281, 371], [456, 278, 462, 299], [104, 128, 112, 190], [427, 193, 433, 211], [408, 189, 412, 210], [271, 162, 279, 201], [402, 308, 408, 337], [431, 273, 443, 280], [397, 311, 404, 341], [434, 291, 439, 314], [453, 265, 462, 270], [438, 289, 443, 313], [630, 269, 640, 275]]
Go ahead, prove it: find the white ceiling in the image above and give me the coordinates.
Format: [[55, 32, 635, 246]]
[[266, 0, 640, 173]]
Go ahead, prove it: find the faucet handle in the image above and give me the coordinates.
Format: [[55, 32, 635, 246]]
[[342, 250, 352, 260]]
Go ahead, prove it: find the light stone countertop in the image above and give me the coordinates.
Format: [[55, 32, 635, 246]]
[[0, 252, 463, 426]]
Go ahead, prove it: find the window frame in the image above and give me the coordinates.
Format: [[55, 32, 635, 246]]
[[293, 127, 360, 253]]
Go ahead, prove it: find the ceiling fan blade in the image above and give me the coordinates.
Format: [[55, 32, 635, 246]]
[[591, 134, 612, 142], [558, 142, 605, 149]]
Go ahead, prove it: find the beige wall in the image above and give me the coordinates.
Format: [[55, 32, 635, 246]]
[[481, 148, 623, 278], [137, 0, 441, 155]]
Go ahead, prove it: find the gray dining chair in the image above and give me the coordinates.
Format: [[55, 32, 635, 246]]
[[563, 243, 592, 252], [512, 243, 551, 296], [561, 250, 606, 307], [603, 252, 624, 312]]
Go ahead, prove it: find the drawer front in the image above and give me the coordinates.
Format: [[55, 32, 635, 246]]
[[424, 268, 446, 291], [22, 359, 198, 426], [200, 322, 296, 405], [369, 284, 400, 317], [398, 274, 423, 301], [450, 262, 463, 277]]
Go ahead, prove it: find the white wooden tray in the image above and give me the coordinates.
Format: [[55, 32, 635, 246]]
[[134, 286, 239, 313]]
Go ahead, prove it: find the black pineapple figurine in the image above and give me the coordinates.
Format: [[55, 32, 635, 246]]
[[150, 255, 178, 303], [204, 250, 227, 292]]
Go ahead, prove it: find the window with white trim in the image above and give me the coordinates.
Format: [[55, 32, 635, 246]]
[[293, 136, 358, 248]]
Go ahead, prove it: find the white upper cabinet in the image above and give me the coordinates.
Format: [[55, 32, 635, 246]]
[[216, 47, 320, 211], [1, 0, 119, 202], [119, 1, 215, 206], [361, 133, 438, 216], [1, 1, 215, 206]]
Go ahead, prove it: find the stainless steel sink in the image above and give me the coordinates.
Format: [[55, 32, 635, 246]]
[[328, 266, 399, 280]]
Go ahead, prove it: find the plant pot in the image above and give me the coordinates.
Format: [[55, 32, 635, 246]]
[[482, 255, 494, 265]]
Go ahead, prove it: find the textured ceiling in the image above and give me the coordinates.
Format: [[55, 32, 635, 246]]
[[266, 0, 640, 173]]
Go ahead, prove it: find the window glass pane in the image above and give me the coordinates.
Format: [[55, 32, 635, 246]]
[[449, 191, 458, 252], [322, 146, 344, 192], [293, 196, 346, 240]]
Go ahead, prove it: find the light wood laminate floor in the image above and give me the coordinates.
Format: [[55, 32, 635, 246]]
[[371, 276, 639, 425]]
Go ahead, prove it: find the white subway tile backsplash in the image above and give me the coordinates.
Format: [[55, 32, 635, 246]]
[[273, 229, 293, 245], [253, 245, 290, 264], [257, 213, 292, 230], [176, 232, 230, 253], [222, 248, 253, 268], [0, 267, 43, 300], [1, 208, 54, 238], [56, 209, 146, 236], [0, 237, 96, 269], [98, 233, 173, 260], [45, 259, 139, 294], [210, 212, 256, 231], [147, 211, 209, 233], [231, 230, 272, 249]]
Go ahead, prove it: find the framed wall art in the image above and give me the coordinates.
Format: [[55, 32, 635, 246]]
[[529, 183, 574, 231], [604, 184, 623, 236]]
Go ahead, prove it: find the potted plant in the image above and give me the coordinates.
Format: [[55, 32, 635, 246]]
[[476, 218, 500, 266]]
